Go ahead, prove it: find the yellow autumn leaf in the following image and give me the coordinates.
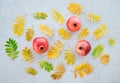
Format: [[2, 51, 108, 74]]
[[108, 38, 115, 46], [74, 63, 93, 78], [22, 47, 34, 63], [78, 27, 89, 40], [51, 9, 65, 24], [38, 24, 54, 36], [100, 54, 110, 65], [56, 64, 65, 74], [13, 15, 26, 36], [67, 2, 82, 15], [47, 40, 63, 59], [25, 28, 34, 41], [51, 64, 65, 80], [64, 49, 75, 65], [26, 67, 38, 75], [87, 13, 101, 22], [94, 24, 108, 40], [58, 28, 71, 39]]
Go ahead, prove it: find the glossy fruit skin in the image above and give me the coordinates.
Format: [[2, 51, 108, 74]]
[[75, 40, 91, 56], [66, 16, 81, 32], [32, 37, 49, 54]]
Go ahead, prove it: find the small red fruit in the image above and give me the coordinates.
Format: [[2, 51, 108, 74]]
[[75, 40, 91, 56], [32, 37, 49, 54], [66, 16, 81, 32]]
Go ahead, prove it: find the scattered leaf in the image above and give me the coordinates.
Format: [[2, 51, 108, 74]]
[[78, 27, 89, 40], [94, 24, 109, 40], [100, 54, 110, 65], [13, 15, 26, 36], [92, 44, 104, 57], [74, 63, 93, 78], [22, 47, 34, 63], [108, 38, 115, 46], [64, 49, 75, 65], [33, 12, 48, 20], [55, 64, 65, 74], [51, 64, 65, 80], [5, 38, 20, 59], [39, 61, 54, 72], [51, 9, 65, 24], [58, 28, 71, 39], [26, 67, 38, 75], [25, 28, 34, 41], [87, 13, 101, 22], [51, 72, 62, 80], [38, 24, 54, 36], [67, 2, 82, 15], [47, 40, 63, 59]]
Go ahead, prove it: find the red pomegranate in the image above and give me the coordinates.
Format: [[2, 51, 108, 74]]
[[75, 40, 91, 56], [32, 37, 49, 54], [66, 16, 82, 32]]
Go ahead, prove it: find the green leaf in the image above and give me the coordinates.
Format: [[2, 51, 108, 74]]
[[92, 44, 104, 58], [8, 53, 14, 57], [6, 40, 11, 44], [5, 44, 11, 47], [39, 61, 54, 72], [13, 45, 17, 51], [15, 51, 20, 56], [33, 12, 48, 20], [5, 38, 19, 59], [11, 55, 18, 59]]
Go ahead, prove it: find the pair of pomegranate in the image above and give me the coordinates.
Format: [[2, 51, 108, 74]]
[[33, 16, 91, 56]]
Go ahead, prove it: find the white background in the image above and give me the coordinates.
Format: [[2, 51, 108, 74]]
[[0, 0, 120, 83]]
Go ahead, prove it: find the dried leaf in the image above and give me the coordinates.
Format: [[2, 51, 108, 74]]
[[100, 54, 110, 65], [47, 46, 60, 59], [25, 28, 34, 41], [38, 24, 54, 36], [94, 24, 109, 40], [51, 72, 62, 80], [51, 9, 65, 24], [51, 64, 65, 80], [26, 67, 38, 75], [74, 63, 93, 78], [22, 47, 34, 63], [108, 38, 115, 46], [47, 40, 63, 59], [87, 13, 101, 22], [58, 28, 71, 39], [13, 15, 25, 36], [55, 64, 65, 74], [64, 49, 75, 65], [67, 2, 82, 15], [54, 40, 63, 52], [78, 27, 89, 40]]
